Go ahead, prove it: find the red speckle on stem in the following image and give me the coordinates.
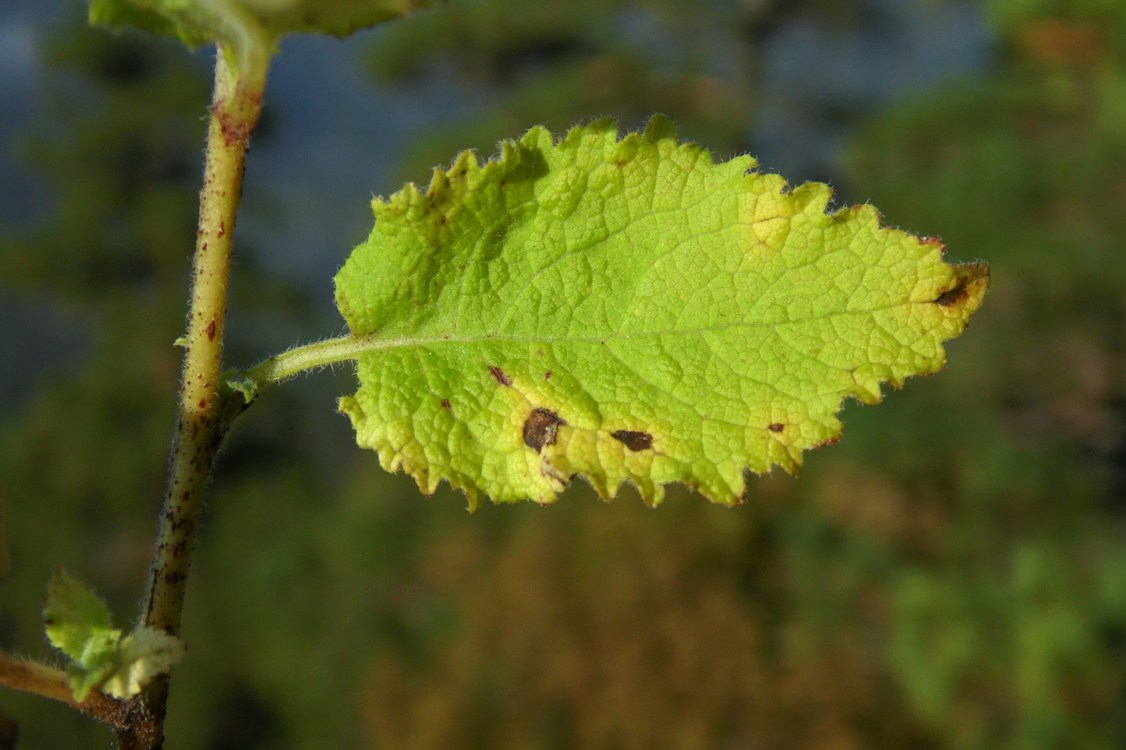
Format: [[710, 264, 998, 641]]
[[206, 319, 217, 341]]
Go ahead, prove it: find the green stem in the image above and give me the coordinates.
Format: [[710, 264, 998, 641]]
[[234, 332, 460, 402], [126, 45, 269, 750], [239, 334, 363, 389]]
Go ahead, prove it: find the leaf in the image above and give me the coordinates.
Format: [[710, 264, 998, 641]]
[[44, 570, 117, 663], [334, 116, 989, 509], [88, 0, 436, 52], [43, 570, 183, 701], [44, 570, 122, 701], [102, 626, 186, 700]]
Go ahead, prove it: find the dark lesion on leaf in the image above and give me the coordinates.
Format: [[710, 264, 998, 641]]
[[611, 430, 653, 452], [934, 264, 991, 307], [934, 281, 971, 307], [524, 408, 565, 452], [489, 365, 512, 386], [768, 423, 784, 433]]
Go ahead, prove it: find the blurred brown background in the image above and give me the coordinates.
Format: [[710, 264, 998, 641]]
[[1, 0, 1124, 747]]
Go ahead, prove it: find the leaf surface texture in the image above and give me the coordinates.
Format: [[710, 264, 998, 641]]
[[335, 117, 989, 507]]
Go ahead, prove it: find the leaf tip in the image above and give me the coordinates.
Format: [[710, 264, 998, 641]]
[[567, 116, 618, 144], [642, 113, 679, 143], [934, 261, 990, 314]]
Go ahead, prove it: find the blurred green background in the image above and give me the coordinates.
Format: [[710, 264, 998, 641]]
[[2, 0, 1125, 748]]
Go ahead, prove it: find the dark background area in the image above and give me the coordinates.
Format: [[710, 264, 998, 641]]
[[2, 0, 1125, 747]]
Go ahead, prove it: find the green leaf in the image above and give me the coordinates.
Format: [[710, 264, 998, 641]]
[[43, 570, 183, 701], [88, 0, 436, 52], [334, 116, 989, 509], [44, 570, 122, 701], [44, 570, 117, 663]]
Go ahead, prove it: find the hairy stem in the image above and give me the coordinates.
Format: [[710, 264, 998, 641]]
[[237, 331, 547, 400], [0, 652, 128, 729], [126, 47, 268, 750], [240, 334, 361, 389], [146, 45, 262, 643]]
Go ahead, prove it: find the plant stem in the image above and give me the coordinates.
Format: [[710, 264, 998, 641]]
[[236, 332, 502, 400], [0, 653, 128, 729], [125, 46, 268, 750], [239, 334, 363, 389], [146, 44, 263, 642]]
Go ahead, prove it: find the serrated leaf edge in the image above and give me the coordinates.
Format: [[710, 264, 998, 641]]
[[336, 118, 990, 508]]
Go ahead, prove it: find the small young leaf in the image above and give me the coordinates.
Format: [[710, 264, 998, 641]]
[[102, 626, 186, 700], [44, 570, 118, 662], [334, 116, 989, 508], [43, 570, 184, 701], [44, 570, 122, 701]]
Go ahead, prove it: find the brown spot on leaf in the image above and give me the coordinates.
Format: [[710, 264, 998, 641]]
[[768, 423, 784, 433], [489, 366, 512, 386], [524, 408, 565, 452], [441, 398, 451, 411], [935, 280, 970, 307], [545, 370, 553, 380], [612, 430, 653, 451]]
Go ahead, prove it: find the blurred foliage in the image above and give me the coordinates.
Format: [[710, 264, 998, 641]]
[[844, 4, 1126, 746], [0, 13, 348, 748], [3, 1, 1126, 749], [365, 0, 766, 180], [0, 21, 211, 747]]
